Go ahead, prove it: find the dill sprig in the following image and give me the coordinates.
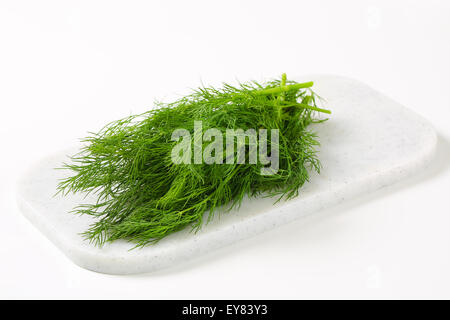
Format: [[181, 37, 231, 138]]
[[57, 74, 331, 247]]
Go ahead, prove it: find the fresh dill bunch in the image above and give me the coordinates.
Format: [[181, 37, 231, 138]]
[[57, 74, 331, 247]]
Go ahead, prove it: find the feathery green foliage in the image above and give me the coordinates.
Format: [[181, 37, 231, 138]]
[[57, 74, 330, 247]]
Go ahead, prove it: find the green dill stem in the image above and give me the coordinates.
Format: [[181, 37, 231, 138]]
[[281, 102, 332, 114], [281, 73, 287, 85], [280, 73, 287, 102], [253, 81, 314, 96], [276, 73, 288, 120]]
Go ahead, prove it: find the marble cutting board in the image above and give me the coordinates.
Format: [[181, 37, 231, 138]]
[[16, 75, 437, 275]]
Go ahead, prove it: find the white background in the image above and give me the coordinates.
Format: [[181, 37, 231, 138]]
[[1, 0, 449, 299]]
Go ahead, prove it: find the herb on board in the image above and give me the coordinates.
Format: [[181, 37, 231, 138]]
[[57, 74, 331, 247]]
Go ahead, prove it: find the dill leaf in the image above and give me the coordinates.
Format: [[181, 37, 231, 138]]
[[57, 74, 331, 247]]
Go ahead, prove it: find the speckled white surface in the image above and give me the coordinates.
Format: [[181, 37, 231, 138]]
[[16, 75, 437, 275]]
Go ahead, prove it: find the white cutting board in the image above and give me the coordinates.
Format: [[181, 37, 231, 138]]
[[16, 75, 437, 275]]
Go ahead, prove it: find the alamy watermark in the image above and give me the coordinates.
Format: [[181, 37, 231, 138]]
[[171, 121, 279, 175]]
